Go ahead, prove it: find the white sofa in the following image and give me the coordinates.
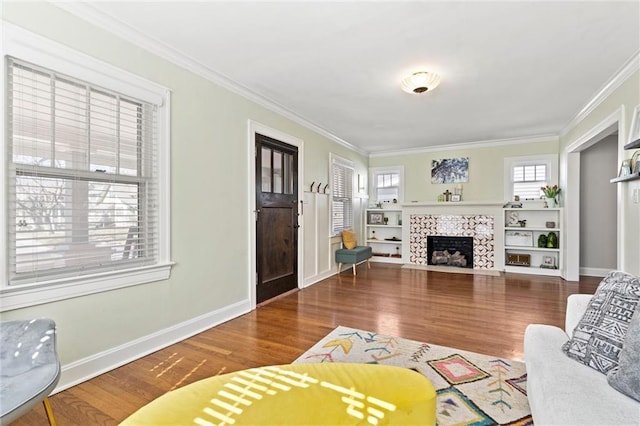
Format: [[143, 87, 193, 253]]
[[525, 294, 640, 425]]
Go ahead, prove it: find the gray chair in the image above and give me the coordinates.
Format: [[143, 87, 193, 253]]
[[0, 319, 60, 425]]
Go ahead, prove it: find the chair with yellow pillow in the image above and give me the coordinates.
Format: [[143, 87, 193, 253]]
[[335, 229, 372, 275]]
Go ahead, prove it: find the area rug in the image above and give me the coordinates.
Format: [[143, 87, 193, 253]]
[[294, 326, 532, 426]]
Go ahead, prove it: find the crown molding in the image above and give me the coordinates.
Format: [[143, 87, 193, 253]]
[[52, 2, 367, 157], [561, 50, 640, 136], [369, 134, 559, 158]]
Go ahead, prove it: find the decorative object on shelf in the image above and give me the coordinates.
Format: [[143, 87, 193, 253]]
[[538, 234, 548, 248], [503, 202, 523, 208], [545, 221, 556, 228], [618, 159, 632, 178], [443, 189, 452, 201], [397, 214, 402, 225], [507, 211, 520, 226], [367, 212, 384, 225], [506, 230, 533, 247], [431, 157, 469, 184], [451, 194, 461, 202], [437, 194, 445, 202], [518, 220, 527, 227], [370, 230, 377, 240], [546, 231, 559, 248], [632, 150, 640, 174], [540, 255, 557, 269], [506, 253, 531, 266], [383, 217, 389, 225], [541, 185, 561, 208], [514, 195, 520, 202]]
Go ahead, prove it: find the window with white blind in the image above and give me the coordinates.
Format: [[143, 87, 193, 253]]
[[504, 155, 558, 202], [1, 24, 171, 310], [370, 166, 404, 203], [331, 155, 354, 236]]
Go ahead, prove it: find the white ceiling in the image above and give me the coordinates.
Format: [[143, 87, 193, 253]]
[[59, 1, 640, 154]]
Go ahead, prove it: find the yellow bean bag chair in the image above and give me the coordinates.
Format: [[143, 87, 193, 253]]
[[121, 363, 436, 425]]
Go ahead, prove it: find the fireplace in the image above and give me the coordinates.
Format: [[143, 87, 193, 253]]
[[427, 236, 474, 268]]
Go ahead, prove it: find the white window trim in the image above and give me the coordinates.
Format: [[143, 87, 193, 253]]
[[330, 153, 354, 237], [0, 22, 173, 311], [369, 166, 405, 203], [503, 154, 558, 202]]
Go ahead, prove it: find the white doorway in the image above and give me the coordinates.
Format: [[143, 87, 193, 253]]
[[564, 108, 624, 280]]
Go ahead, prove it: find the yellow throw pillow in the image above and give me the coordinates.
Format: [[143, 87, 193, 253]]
[[342, 229, 357, 249]]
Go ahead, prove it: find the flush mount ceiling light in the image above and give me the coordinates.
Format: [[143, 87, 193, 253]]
[[400, 71, 441, 94]]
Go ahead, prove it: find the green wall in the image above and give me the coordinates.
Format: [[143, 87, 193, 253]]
[[0, 2, 367, 365], [370, 139, 559, 203]]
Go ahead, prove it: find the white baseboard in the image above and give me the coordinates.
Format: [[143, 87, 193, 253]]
[[302, 268, 335, 287], [579, 267, 610, 277], [55, 298, 251, 393]]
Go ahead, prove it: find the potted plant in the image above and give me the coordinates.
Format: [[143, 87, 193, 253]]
[[541, 185, 561, 208]]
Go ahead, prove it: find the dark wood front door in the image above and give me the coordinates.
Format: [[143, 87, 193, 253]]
[[255, 134, 298, 303]]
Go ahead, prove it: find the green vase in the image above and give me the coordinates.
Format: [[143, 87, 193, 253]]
[[547, 232, 558, 248], [538, 234, 548, 248]]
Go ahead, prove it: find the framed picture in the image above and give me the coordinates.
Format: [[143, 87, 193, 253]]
[[367, 212, 384, 224], [450, 194, 461, 202], [629, 104, 640, 144], [619, 159, 632, 177], [431, 157, 469, 184], [541, 255, 557, 269]]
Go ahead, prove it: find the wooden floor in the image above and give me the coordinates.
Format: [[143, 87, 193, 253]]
[[15, 265, 600, 425]]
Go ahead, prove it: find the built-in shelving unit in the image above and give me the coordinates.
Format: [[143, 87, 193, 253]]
[[503, 207, 562, 276], [365, 208, 403, 264]]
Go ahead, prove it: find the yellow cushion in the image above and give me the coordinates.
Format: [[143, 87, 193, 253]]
[[120, 363, 436, 425], [342, 229, 357, 249]]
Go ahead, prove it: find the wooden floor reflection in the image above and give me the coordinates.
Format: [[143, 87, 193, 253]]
[[14, 264, 600, 425]]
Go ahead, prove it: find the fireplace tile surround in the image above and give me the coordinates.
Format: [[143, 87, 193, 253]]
[[410, 214, 495, 269]]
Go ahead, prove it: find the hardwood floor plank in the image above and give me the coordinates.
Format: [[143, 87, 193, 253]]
[[11, 265, 600, 425]]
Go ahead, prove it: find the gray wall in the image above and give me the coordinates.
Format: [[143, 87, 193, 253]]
[[579, 134, 617, 272]]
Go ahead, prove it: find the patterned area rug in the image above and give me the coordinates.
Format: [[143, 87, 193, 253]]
[[294, 326, 532, 426]]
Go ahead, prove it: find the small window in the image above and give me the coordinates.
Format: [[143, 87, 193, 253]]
[[370, 167, 404, 204], [504, 155, 557, 202], [513, 164, 547, 200], [331, 155, 354, 236]]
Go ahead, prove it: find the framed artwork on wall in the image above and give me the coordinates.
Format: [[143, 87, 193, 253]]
[[431, 157, 469, 184]]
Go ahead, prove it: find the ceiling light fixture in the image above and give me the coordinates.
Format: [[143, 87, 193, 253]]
[[401, 71, 441, 94]]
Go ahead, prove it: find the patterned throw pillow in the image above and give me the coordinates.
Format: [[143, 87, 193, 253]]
[[562, 271, 640, 374], [341, 229, 357, 249], [607, 305, 640, 401]]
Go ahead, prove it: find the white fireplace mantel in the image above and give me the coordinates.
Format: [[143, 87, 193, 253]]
[[400, 202, 506, 271], [402, 201, 505, 208]]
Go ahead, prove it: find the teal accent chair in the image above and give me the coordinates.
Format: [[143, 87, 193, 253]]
[[335, 246, 372, 275]]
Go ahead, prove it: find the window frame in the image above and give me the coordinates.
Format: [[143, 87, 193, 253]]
[[369, 166, 405, 204], [330, 154, 354, 237], [504, 154, 558, 203], [1, 22, 172, 311]]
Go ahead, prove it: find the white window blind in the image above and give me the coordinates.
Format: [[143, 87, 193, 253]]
[[331, 158, 354, 236], [7, 57, 159, 285], [375, 172, 400, 203], [512, 163, 547, 200]]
